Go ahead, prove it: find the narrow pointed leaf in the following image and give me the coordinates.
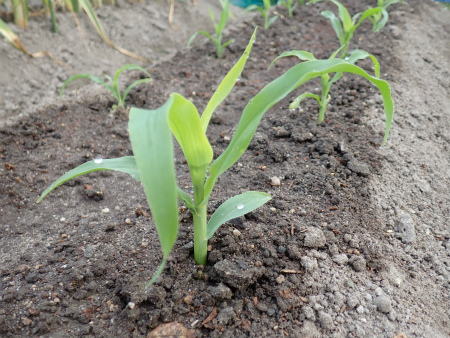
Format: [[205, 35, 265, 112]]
[[321, 10, 344, 45], [61, 74, 112, 96], [129, 105, 179, 259], [206, 192, 271, 239], [269, 50, 316, 70], [36, 156, 141, 203], [200, 28, 257, 133]]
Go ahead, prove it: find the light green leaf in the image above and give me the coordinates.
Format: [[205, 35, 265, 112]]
[[269, 50, 317, 70], [200, 28, 257, 133], [36, 156, 141, 203], [129, 105, 179, 260], [206, 191, 271, 239], [168, 94, 213, 203], [61, 74, 113, 97], [321, 10, 345, 46], [289, 92, 321, 109]]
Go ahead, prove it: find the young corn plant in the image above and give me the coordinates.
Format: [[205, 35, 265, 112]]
[[278, 0, 296, 17], [37, 29, 394, 287], [61, 64, 152, 109], [188, 0, 233, 58], [270, 48, 383, 123], [246, 0, 278, 29], [309, 0, 402, 57]]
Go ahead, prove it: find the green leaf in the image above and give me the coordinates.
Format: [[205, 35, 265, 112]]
[[36, 156, 141, 203], [200, 28, 257, 133], [321, 10, 345, 46], [206, 191, 271, 239], [204, 58, 394, 200], [330, 0, 352, 33], [289, 92, 321, 109], [129, 105, 179, 260], [122, 78, 153, 106], [167, 94, 213, 203], [61, 74, 113, 97], [269, 50, 317, 70]]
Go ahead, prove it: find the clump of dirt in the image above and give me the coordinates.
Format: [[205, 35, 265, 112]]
[[1, 0, 449, 337]]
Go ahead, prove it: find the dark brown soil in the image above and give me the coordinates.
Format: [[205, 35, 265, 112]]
[[1, 1, 449, 337]]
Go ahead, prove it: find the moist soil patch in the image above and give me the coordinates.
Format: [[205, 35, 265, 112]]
[[1, 1, 450, 337]]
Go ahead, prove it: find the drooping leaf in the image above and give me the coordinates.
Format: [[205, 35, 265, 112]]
[[204, 58, 394, 200], [36, 156, 141, 203], [206, 191, 271, 239]]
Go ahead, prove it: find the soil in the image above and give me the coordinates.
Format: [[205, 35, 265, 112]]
[[1, 1, 450, 337]]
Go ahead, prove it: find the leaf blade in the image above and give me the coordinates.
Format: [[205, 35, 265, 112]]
[[206, 191, 271, 239]]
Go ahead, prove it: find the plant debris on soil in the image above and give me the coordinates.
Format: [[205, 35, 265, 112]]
[[1, 0, 450, 337]]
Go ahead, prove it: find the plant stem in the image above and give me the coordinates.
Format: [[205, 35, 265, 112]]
[[193, 203, 208, 266]]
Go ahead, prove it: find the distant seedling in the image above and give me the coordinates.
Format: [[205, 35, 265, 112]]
[[270, 48, 394, 145], [246, 0, 278, 29], [188, 0, 234, 58], [61, 64, 152, 109], [309, 0, 402, 57]]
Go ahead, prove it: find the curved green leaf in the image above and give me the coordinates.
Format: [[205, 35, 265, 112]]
[[289, 92, 321, 109], [204, 58, 394, 200], [36, 156, 140, 203], [61, 74, 113, 97], [206, 192, 271, 239]]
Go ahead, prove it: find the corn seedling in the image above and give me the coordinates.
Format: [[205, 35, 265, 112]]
[[246, 0, 278, 29], [61, 64, 152, 108], [309, 0, 401, 57], [188, 0, 233, 58], [277, 0, 298, 17], [37, 29, 394, 286], [270, 47, 393, 144]]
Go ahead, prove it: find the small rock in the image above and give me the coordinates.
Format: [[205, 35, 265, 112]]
[[298, 320, 321, 337], [208, 283, 232, 301], [332, 254, 348, 265], [349, 256, 366, 272], [84, 246, 96, 258], [356, 305, 365, 314], [374, 294, 392, 313], [318, 311, 334, 330], [21, 317, 32, 326], [276, 274, 285, 284], [217, 307, 236, 325], [256, 302, 268, 312], [270, 176, 281, 186], [301, 256, 318, 272], [395, 212, 416, 243], [232, 229, 241, 237], [211, 260, 265, 289], [347, 295, 359, 309], [304, 228, 326, 248], [128, 302, 136, 310], [101, 208, 110, 213], [347, 160, 371, 176]]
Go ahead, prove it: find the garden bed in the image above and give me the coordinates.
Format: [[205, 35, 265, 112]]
[[1, 0, 449, 337]]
